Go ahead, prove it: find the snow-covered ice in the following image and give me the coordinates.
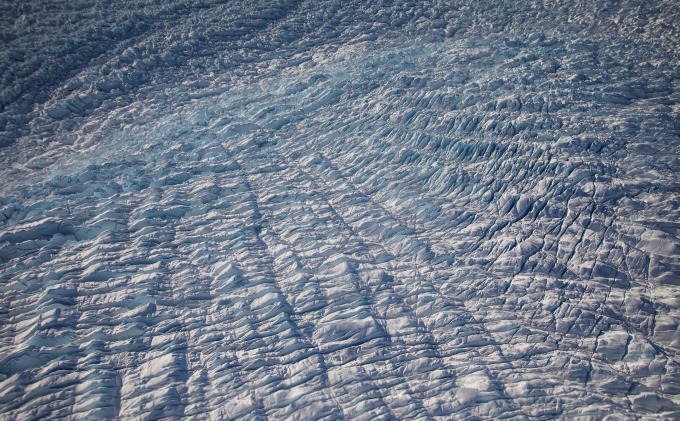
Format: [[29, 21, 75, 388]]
[[1, 0, 679, 419]]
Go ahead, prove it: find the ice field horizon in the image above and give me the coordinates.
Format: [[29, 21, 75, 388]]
[[1, 0, 679, 419]]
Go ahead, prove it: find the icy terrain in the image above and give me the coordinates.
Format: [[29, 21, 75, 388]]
[[1, 0, 679, 419]]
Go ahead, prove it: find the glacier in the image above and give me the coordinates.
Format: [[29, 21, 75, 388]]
[[0, 0, 679, 419]]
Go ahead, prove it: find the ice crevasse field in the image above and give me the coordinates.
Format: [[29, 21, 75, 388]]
[[0, 0, 679, 419]]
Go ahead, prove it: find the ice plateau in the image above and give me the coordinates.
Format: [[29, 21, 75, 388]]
[[0, 0, 679, 419]]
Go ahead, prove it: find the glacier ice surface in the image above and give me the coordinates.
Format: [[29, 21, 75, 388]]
[[1, 0, 679, 419]]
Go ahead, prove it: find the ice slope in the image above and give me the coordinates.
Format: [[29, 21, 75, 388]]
[[1, 0, 679, 419]]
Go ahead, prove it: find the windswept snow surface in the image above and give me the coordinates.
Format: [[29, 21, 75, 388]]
[[1, 0, 680, 419]]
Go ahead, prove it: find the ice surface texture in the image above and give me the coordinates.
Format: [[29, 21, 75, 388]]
[[1, 0, 679, 419]]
